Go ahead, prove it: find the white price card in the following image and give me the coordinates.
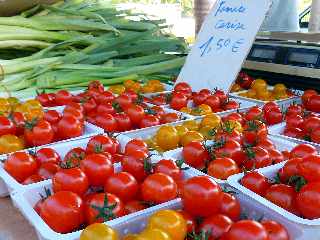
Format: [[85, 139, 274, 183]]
[[177, 0, 272, 92]]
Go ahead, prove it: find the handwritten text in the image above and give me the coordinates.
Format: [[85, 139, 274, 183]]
[[215, 1, 246, 17]]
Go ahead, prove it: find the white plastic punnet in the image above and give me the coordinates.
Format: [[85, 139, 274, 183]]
[[228, 161, 320, 240], [269, 122, 320, 149], [0, 134, 131, 198], [229, 90, 302, 108], [11, 159, 203, 240], [165, 135, 298, 185]]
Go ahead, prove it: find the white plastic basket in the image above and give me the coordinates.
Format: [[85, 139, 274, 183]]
[[165, 135, 298, 185], [228, 161, 320, 240], [110, 190, 301, 239], [269, 122, 320, 149], [11, 159, 204, 240], [229, 90, 302, 108], [0, 134, 131, 198]]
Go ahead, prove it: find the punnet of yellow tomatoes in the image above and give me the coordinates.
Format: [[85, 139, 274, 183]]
[[230, 72, 297, 102], [80, 175, 290, 240], [108, 79, 166, 95]]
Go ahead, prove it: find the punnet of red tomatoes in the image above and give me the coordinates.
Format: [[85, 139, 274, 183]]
[[274, 102, 320, 144], [37, 80, 185, 133], [3, 135, 122, 185], [79, 175, 290, 240], [24, 138, 197, 234], [144, 82, 242, 116], [239, 143, 320, 220], [0, 99, 91, 154]]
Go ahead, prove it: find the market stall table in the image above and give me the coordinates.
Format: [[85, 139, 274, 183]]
[[0, 198, 37, 240]]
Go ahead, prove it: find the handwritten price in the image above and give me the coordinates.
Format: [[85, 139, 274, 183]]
[[199, 36, 245, 57]]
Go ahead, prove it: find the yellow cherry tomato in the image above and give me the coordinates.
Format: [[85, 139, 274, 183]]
[[108, 85, 126, 95], [200, 114, 221, 128], [129, 82, 142, 93], [246, 89, 256, 99], [124, 79, 136, 89], [24, 108, 44, 121], [199, 126, 215, 140], [273, 83, 287, 94], [80, 223, 119, 240], [174, 125, 189, 138], [251, 79, 267, 91], [147, 210, 187, 240], [0, 98, 10, 114], [141, 85, 156, 94], [136, 228, 172, 240], [230, 83, 242, 92], [7, 97, 19, 107], [23, 99, 42, 111], [180, 131, 204, 146], [256, 90, 271, 101], [191, 104, 212, 116], [182, 120, 199, 131], [224, 120, 243, 133], [179, 107, 192, 115], [148, 80, 162, 85], [0, 134, 25, 154], [155, 126, 180, 151]]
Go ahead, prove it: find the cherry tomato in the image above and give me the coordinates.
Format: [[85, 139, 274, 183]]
[[241, 171, 271, 196], [121, 153, 149, 182], [199, 214, 233, 240], [0, 134, 24, 154], [147, 210, 187, 240], [193, 92, 209, 106], [136, 229, 171, 240], [4, 151, 37, 183], [63, 147, 86, 166], [263, 108, 283, 125], [307, 94, 320, 113], [161, 112, 180, 124], [139, 115, 160, 128], [40, 191, 84, 233], [114, 112, 132, 132], [114, 94, 132, 109], [86, 135, 117, 155], [97, 91, 115, 105], [36, 93, 54, 107], [85, 193, 125, 224], [88, 80, 104, 93], [283, 127, 303, 139], [296, 182, 320, 219], [243, 147, 271, 170], [225, 220, 268, 240], [289, 144, 317, 158], [182, 176, 222, 217], [303, 116, 320, 134], [44, 110, 61, 124], [155, 125, 180, 151], [105, 172, 139, 203], [219, 192, 241, 221], [10, 112, 26, 135], [265, 184, 296, 213], [170, 92, 188, 110], [245, 106, 263, 121], [81, 153, 114, 187], [298, 155, 320, 182], [153, 159, 183, 182], [261, 220, 289, 240], [38, 162, 60, 180], [125, 139, 148, 155], [302, 90, 317, 106], [55, 90, 73, 106], [141, 173, 177, 204], [96, 113, 117, 132], [0, 116, 16, 136], [278, 157, 303, 183], [97, 103, 116, 115], [207, 157, 240, 180], [36, 148, 61, 165], [80, 223, 118, 240], [126, 104, 145, 126], [285, 114, 304, 129], [57, 116, 83, 140], [174, 82, 192, 95], [286, 104, 303, 117], [22, 174, 44, 185], [182, 141, 210, 169], [53, 167, 89, 196]]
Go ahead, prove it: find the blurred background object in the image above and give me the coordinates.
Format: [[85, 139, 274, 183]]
[[0, 0, 58, 16]]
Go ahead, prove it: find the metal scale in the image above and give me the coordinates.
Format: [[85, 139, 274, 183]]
[[242, 33, 320, 91]]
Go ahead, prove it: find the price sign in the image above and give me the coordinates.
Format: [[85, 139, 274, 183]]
[[177, 0, 272, 92]]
